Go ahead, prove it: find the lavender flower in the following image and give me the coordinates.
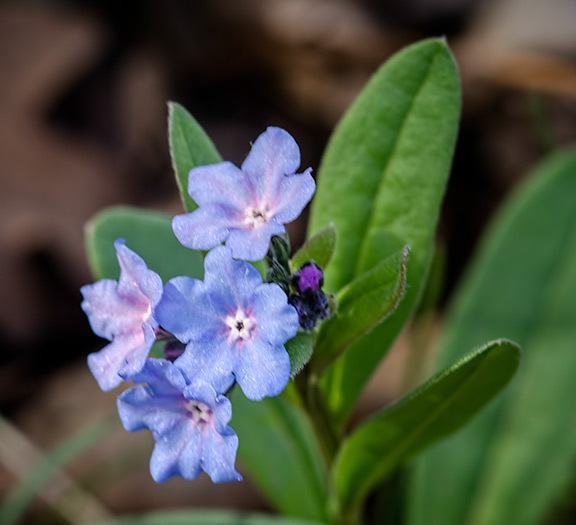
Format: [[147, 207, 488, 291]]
[[117, 359, 241, 483], [172, 127, 315, 261], [156, 246, 299, 400], [80, 239, 162, 391]]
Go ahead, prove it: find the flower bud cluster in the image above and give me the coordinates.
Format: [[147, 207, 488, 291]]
[[289, 262, 331, 331]]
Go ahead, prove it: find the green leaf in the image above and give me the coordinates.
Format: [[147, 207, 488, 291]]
[[232, 391, 328, 522], [408, 149, 576, 525], [308, 39, 460, 425], [0, 416, 117, 525], [311, 247, 408, 373], [291, 223, 337, 271], [168, 101, 222, 212], [333, 340, 520, 521], [286, 332, 315, 377], [85, 206, 204, 281], [88, 509, 328, 525]]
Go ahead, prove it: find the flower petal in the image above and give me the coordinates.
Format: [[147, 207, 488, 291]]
[[251, 284, 299, 345], [131, 358, 189, 395], [115, 240, 162, 308], [117, 383, 184, 435], [273, 168, 316, 224], [81, 280, 143, 340], [188, 161, 252, 209], [241, 127, 301, 193], [203, 246, 264, 300], [87, 323, 155, 391], [225, 220, 285, 261], [149, 418, 202, 482], [172, 205, 237, 251], [234, 337, 290, 400], [175, 338, 236, 394], [156, 277, 220, 343], [201, 428, 242, 482]]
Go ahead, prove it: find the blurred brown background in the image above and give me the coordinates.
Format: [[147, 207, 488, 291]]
[[2, 0, 576, 522]]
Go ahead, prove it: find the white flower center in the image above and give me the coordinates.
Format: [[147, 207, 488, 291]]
[[245, 206, 269, 229], [187, 400, 212, 423], [225, 309, 256, 342]]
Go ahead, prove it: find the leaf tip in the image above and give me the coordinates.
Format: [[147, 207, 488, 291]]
[[492, 338, 522, 362], [166, 100, 180, 127]]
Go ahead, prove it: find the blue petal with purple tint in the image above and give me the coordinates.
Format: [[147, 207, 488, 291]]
[[81, 240, 162, 391]]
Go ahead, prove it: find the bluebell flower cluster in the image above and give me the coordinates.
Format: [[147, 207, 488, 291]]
[[81, 127, 323, 484]]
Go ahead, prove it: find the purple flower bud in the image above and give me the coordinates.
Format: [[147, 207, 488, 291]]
[[289, 262, 330, 330], [294, 262, 324, 293]]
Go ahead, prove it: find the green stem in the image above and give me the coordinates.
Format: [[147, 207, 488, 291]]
[[295, 372, 366, 524], [295, 371, 354, 524], [294, 371, 339, 469]]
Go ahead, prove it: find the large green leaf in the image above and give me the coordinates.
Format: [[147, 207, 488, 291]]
[[89, 509, 328, 525], [232, 391, 328, 522], [168, 101, 222, 212], [85, 206, 204, 281], [332, 340, 520, 522], [408, 149, 576, 525], [308, 39, 460, 425], [311, 247, 408, 373]]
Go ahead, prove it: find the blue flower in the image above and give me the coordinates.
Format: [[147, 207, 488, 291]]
[[172, 127, 315, 261], [117, 359, 241, 483], [80, 239, 162, 391], [156, 246, 299, 400]]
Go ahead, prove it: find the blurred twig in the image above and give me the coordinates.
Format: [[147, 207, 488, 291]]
[[527, 92, 557, 153], [0, 414, 115, 525]]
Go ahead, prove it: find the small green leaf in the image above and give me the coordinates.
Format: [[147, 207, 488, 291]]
[[291, 224, 337, 271], [308, 39, 461, 425], [88, 509, 328, 525], [311, 247, 408, 373], [232, 391, 328, 522], [286, 332, 315, 377], [85, 206, 204, 281], [332, 340, 520, 521], [168, 102, 222, 212]]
